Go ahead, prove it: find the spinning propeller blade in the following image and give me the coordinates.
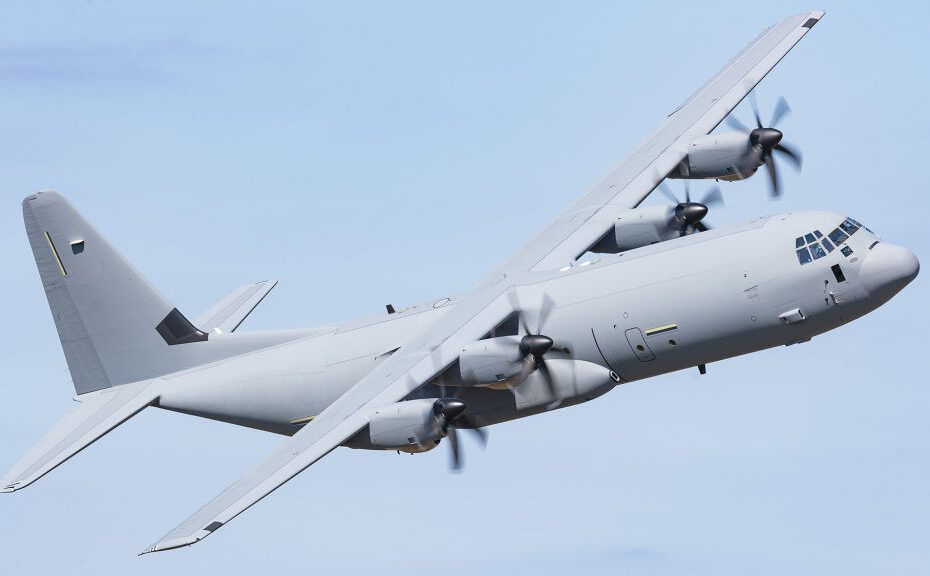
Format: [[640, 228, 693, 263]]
[[433, 396, 487, 472], [727, 94, 803, 198], [507, 292, 562, 407]]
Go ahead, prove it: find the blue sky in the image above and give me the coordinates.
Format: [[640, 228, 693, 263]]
[[1, 2, 927, 574]]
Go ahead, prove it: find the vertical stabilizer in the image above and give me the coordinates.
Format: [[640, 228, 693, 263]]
[[23, 191, 200, 393]]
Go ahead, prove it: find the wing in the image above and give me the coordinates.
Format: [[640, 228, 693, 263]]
[[194, 280, 277, 333], [142, 10, 823, 553], [484, 10, 824, 277], [143, 290, 517, 553]]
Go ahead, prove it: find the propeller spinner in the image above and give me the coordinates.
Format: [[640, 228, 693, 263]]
[[658, 182, 724, 235]]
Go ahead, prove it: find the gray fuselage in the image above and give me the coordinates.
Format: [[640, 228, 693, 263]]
[[156, 210, 918, 442]]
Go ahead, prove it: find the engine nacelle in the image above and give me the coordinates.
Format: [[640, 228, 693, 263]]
[[364, 399, 442, 453], [458, 335, 524, 385], [512, 359, 620, 410], [589, 204, 679, 253], [667, 131, 759, 181]]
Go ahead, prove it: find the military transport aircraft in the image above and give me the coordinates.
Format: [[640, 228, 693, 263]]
[[2, 10, 920, 554]]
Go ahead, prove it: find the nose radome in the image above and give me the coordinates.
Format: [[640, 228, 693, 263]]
[[860, 243, 919, 303]]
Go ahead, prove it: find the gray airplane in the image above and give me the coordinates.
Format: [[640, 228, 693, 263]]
[[1, 10, 919, 554]]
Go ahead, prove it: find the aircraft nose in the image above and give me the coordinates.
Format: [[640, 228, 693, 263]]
[[860, 243, 919, 303]]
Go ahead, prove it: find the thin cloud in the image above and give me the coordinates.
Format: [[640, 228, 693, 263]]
[[0, 41, 204, 84]]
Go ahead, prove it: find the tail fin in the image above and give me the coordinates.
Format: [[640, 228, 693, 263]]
[[6, 192, 305, 493], [23, 191, 208, 394]]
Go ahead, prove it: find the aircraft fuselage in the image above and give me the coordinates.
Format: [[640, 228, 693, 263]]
[[156, 210, 918, 442]]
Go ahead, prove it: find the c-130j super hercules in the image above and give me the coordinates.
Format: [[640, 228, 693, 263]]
[[1, 10, 919, 554]]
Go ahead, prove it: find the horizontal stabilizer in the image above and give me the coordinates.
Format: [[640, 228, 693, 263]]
[[1, 379, 161, 492], [194, 280, 277, 334]]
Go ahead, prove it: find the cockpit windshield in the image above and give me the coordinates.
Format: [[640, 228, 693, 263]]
[[795, 217, 872, 266]]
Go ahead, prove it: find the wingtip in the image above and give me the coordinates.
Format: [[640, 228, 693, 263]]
[[139, 536, 199, 556]]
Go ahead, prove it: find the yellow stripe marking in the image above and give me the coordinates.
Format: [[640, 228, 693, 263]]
[[290, 415, 316, 425], [645, 323, 677, 336], [44, 232, 67, 276]]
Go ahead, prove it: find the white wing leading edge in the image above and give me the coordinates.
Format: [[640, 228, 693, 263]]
[[142, 10, 824, 554]]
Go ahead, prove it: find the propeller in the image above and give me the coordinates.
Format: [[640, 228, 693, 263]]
[[657, 181, 723, 235], [507, 292, 563, 408], [726, 94, 803, 198], [433, 396, 487, 471]]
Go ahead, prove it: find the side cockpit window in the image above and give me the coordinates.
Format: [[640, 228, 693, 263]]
[[797, 246, 812, 264]]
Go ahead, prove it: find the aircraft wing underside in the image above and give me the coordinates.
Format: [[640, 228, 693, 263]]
[[143, 10, 824, 553]]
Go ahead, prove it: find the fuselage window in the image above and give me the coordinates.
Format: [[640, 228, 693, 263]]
[[822, 238, 834, 252], [828, 227, 849, 245], [797, 247, 812, 264], [810, 243, 826, 260], [795, 236, 805, 248]]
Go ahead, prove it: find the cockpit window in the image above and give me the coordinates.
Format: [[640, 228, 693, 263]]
[[796, 247, 812, 264], [795, 230, 833, 265], [828, 227, 849, 245], [849, 217, 875, 234], [839, 218, 859, 235], [810, 243, 826, 260], [797, 218, 868, 265]]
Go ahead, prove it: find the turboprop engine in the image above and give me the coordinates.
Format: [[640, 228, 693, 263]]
[[667, 130, 763, 180], [666, 96, 802, 198], [357, 398, 463, 453], [458, 335, 620, 409], [589, 204, 703, 253], [348, 397, 487, 469], [588, 183, 722, 254]]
